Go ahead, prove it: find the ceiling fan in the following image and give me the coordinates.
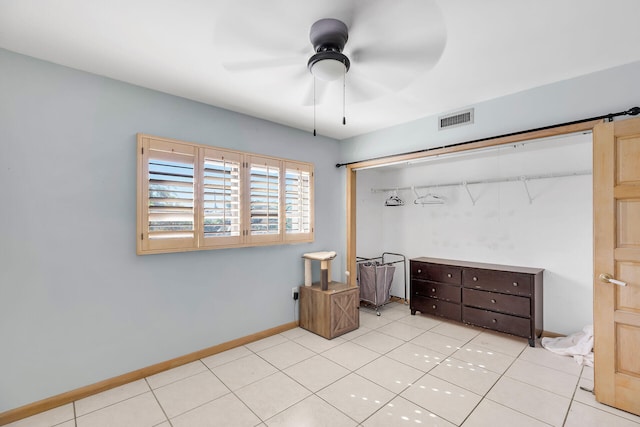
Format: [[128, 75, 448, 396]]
[[217, 0, 446, 124], [306, 18, 350, 82]]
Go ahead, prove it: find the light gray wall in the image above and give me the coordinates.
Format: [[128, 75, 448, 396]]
[[0, 48, 345, 412], [357, 134, 593, 335]]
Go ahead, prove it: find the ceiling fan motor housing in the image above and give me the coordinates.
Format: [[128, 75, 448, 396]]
[[308, 18, 351, 77], [310, 18, 348, 52]]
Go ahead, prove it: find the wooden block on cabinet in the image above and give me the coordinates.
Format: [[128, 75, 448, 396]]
[[299, 282, 359, 339]]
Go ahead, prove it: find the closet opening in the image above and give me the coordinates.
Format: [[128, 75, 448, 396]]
[[346, 125, 595, 335]]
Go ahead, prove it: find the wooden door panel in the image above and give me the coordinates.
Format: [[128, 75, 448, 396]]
[[594, 117, 640, 415], [617, 135, 640, 183], [618, 200, 640, 246], [617, 324, 640, 376], [617, 263, 640, 313]]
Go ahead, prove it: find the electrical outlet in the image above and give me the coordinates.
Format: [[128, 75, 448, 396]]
[[292, 287, 298, 299]]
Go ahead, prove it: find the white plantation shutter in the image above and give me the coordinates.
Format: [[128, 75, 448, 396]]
[[201, 148, 242, 247], [137, 134, 314, 254], [248, 156, 281, 243], [139, 137, 197, 252], [285, 162, 313, 241]]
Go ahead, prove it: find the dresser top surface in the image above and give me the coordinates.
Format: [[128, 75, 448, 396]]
[[411, 257, 544, 275]]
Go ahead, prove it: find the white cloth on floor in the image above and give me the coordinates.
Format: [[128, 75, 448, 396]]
[[541, 325, 594, 367]]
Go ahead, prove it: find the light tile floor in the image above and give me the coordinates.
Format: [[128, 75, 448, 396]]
[[8, 302, 640, 427]]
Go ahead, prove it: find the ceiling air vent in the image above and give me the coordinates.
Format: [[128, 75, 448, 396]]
[[438, 108, 474, 130]]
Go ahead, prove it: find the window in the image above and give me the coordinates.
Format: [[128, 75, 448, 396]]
[[137, 134, 314, 254]]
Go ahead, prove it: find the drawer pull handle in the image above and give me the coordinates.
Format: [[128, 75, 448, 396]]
[[472, 277, 478, 281], [431, 288, 436, 292], [417, 269, 422, 273], [432, 305, 437, 309], [490, 299, 496, 303], [492, 319, 497, 323], [447, 273, 452, 278], [513, 282, 518, 287]]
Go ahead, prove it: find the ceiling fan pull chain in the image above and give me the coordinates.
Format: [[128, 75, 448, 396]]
[[313, 76, 317, 136], [343, 64, 347, 126]]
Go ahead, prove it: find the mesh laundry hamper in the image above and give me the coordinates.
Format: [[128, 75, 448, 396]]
[[358, 262, 396, 309]]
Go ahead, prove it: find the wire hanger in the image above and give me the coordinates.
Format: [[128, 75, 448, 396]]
[[413, 186, 445, 205], [385, 190, 405, 207]]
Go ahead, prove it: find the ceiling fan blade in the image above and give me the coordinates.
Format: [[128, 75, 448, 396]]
[[214, 1, 311, 57], [345, 69, 398, 104], [301, 78, 330, 106], [347, 20, 446, 91], [222, 56, 303, 72], [352, 36, 445, 69], [347, 0, 446, 54]]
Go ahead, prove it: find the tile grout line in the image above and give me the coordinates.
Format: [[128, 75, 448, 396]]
[[145, 361, 209, 392], [567, 370, 640, 427], [200, 353, 268, 425], [144, 378, 174, 427], [408, 333, 483, 426], [477, 338, 580, 426], [457, 336, 527, 426], [352, 314, 459, 424], [70, 386, 150, 420], [561, 365, 586, 427], [257, 335, 361, 424], [252, 326, 389, 425], [366, 314, 565, 426], [312, 314, 468, 426]]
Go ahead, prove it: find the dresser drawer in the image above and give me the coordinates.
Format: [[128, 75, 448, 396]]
[[463, 306, 531, 338], [413, 280, 461, 303], [411, 262, 461, 285], [412, 296, 461, 322], [463, 288, 530, 317], [462, 268, 532, 296]]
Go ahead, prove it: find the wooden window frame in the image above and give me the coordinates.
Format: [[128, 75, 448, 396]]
[[137, 134, 314, 255]]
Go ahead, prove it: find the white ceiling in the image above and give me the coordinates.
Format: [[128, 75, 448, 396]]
[[2, 0, 640, 140]]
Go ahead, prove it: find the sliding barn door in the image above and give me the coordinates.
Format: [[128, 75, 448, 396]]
[[593, 117, 640, 415]]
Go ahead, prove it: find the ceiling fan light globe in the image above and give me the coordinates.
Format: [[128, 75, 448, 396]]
[[311, 59, 346, 81]]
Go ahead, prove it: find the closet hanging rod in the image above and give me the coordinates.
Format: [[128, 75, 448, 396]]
[[371, 170, 592, 194], [336, 106, 640, 168]]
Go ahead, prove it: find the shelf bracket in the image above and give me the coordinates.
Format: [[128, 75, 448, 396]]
[[462, 182, 477, 205], [520, 176, 533, 204]]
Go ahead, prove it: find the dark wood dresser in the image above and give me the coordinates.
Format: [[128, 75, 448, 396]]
[[410, 257, 543, 346]]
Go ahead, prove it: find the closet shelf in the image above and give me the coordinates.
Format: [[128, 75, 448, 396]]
[[371, 169, 592, 205]]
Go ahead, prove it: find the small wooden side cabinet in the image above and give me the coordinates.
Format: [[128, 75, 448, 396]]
[[299, 282, 359, 339]]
